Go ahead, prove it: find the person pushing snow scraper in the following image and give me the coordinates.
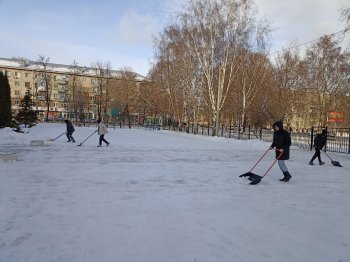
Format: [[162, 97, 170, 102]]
[[270, 121, 292, 182], [97, 119, 110, 147], [64, 119, 75, 143], [309, 129, 327, 165]]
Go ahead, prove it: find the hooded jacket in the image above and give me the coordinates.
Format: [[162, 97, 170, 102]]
[[65, 120, 75, 135], [314, 130, 327, 150], [270, 121, 291, 160], [98, 122, 108, 135]]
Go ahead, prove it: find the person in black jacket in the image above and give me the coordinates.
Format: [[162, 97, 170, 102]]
[[270, 121, 292, 182], [309, 129, 327, 165], [64, 119, 75, 143]]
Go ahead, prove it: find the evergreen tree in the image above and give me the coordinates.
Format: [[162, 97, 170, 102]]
[[16, 91, 37, 128], [0, 71, 13, 128]]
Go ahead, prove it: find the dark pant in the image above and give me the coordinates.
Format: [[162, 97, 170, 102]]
[[99, 134, 109, 145], [310, 148, 321, 163], [66, 133, 75, 142]]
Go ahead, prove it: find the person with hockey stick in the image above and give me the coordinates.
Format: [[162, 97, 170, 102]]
[[97, 119, 110, 147], [270, 120, 292, 182], [309, 129, 327, 165], [64, 119, 75, 143]]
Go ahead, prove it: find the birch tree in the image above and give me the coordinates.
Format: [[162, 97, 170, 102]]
[[180, 0, 270, 135], [235, 51, 270, 131]]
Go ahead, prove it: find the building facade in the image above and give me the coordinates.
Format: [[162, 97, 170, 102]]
[[0, 58, 149, 123]]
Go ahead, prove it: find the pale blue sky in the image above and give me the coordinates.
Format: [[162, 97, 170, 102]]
[[0, 0, 348, 76]]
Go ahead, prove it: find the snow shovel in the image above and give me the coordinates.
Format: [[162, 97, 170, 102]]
[[323, 151, 342, 167], [240, 149, 283, 185], [239, 148, 271, 179], [48, 132, 66, 141], [77, 130, 97, 146]]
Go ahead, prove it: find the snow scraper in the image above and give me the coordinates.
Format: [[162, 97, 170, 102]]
[[48, 132, 66, 141], [324, 151, 342, 167], [239, 148, 283, 185], [77, 130, 97, 146]]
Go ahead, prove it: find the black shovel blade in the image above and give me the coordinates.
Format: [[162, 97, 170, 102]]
[[331, 160, 342, 167], [249, 175, 262, 185], [239, 172, 262, 185], [239, 172, 254, 178]]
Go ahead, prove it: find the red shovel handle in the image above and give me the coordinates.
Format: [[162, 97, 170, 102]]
[[261, 149, 284, 178], [249, 147, 272, 172]]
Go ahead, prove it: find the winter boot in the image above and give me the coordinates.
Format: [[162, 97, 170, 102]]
[[319, 161, 325, 165], [97, 145, 102, 147], [308, 161, 314, 165], [279, 171, 292, 182]]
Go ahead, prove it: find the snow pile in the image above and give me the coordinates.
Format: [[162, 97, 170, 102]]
[[0, 124, 349, 262]]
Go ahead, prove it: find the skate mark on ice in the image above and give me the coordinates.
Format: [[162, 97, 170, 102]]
[[11, 232, 32, 246]]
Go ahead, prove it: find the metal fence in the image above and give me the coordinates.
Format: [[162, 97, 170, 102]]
[[162, 124, 350, 154]]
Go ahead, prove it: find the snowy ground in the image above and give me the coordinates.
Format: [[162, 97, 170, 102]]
[[0, 123, 350, 262]]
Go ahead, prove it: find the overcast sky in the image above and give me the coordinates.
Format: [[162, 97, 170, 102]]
[[0, 0, 349, 76]]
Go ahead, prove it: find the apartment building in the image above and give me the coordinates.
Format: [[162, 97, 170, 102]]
[[0, 58, 148, 122]]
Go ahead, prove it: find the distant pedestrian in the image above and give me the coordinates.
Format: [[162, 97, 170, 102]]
[[97, 119, 110, 147], [270, 120, 292, 182], [309, 129, 327, 165], [64, 119, 75, 142]]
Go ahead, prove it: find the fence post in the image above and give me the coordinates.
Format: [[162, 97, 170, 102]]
[[259, 127, 262, 140], [325, 127, 328, 152], [208, 124, 210, 136], [221, 124, 224, 137], [310, 126, 314, 151], [238, 121, 241, 140], [348, 128, 350, 154], [248, 125, 251, 140], [229, 125, 231, 138]]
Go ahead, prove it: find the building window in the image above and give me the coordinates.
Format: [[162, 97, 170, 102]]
[[15, 90, 20, 95], [25, 73, 30, 78], [15, 100, 20, 105], [54, 102, 58, 107], [25, 82, 31, 88], [54, 94, 58, 99], [15, 81, 20, 87], [6, 71, 11, 77], [15, 72, 20, 78]]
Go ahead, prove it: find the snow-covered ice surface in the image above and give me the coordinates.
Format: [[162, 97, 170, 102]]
[[0, 124, 349, 262]]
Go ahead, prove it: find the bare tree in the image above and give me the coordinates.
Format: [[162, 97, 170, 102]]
[[68, 60, 82, 124], [152, 25, 202, 127], [180, 0, 270, 135], [37, 55, 53, 122], [340, 7, 350, 33], [304, 35, 348, 126], [91, 61, 111, 120], [234, 51, 271, 131]]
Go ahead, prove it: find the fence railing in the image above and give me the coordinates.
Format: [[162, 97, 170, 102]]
[[161, 124, 350, 154]]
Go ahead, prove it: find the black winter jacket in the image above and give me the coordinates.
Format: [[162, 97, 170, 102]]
[[270, 122, 291, 160], [66, 121, 75, 135], [314, 134, 327, 150]]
